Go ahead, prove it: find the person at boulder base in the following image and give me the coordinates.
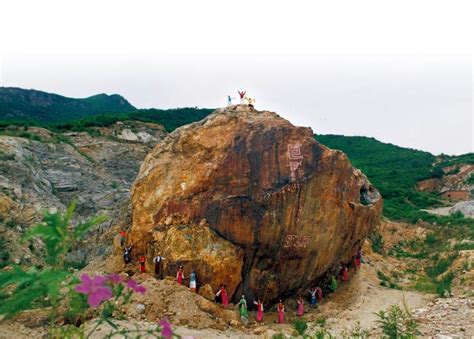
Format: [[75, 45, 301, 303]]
[[123, 245, 132, 264], [138, 255, 146, 273], [219, 284, 229, 308], [119, 230, 127, 247], [308, 287, 317, 307], [354, 247, 362, 270], [297, 295, 304, 316], [189, 269, 197, 292], [215, 284, 223, 304], [238, 90, 246, 104], [277, 300, 285, 324], [176, 265, 185, 285], [236, 295, 248, 322], [330, 276, 338, 291], [253, 299, 264, 322], [340, 263, 349, 281], [316, 286, 323, 303], [153, 253, 165, 279]]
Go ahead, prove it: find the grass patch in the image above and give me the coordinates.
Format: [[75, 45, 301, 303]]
[[0, 129, 43, 142]]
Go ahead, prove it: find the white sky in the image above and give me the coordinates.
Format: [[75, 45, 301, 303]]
[[0, 0, 472, 155]]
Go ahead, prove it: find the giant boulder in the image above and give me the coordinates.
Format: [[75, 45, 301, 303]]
[[130, 105, 382, 303]]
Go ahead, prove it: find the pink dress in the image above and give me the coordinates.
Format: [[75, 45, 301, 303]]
[[277, 304, 285, 323], [297, 300, 304, 316], [176, 271, 184, 284], [221, 288, 228, 307], [342, 267, 349, 281], [316, 288, 323, 303], [256, 303, 264, 322]]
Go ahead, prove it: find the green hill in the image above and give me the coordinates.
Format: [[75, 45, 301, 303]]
[[315, 134, 472, 226], [0, 87, 136, 123], [0, 87, 214, 133], [49, 108, 215, 133]]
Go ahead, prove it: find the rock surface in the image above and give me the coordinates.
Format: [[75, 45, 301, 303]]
[[449, 200, 474, 217], [0, 122, 165, 264], [130, 105, 382, 303], [417, 164, 473, 199]]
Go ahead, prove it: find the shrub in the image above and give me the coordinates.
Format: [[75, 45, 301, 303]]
[[425, 254, 458, 278], [375, 303, 419, 339], [292, 318, 308, 336], [4, 219, 16, 229], [313, 327, 335, 339], [0, 235, 10, 268], [435, 272, 455, 297], [370, 231, 384, 254], [315, 315, 327, 327]]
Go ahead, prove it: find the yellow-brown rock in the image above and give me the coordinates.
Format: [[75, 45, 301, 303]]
[[130, 105, 382, 303]]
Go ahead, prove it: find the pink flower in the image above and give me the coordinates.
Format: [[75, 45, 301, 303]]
[[159, 318, 173, 339], [126, 279, 147, 294], [106, 273, 123, 284], [74, 274, 113, 308]]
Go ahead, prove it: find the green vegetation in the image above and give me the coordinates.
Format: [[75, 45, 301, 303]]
[[0, 151, 15, 161], [0, 87, 135, 123], [437, 153, 474, 168], [388, 229, 465, 296], [0, 203, 106, 319], [0, 235, 10, 268], [315, 134, 474, 228], [292, 318, 308, 336], [369, 231, 385, 254], [0, 107, 214, 134], [0, 129, 43, 142], [0, 87, 214, 134], [375, 303, 419, 339], [49, 108, 214, 133]]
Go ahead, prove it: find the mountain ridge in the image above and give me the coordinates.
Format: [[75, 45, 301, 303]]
[[0, 87, 136, 123]]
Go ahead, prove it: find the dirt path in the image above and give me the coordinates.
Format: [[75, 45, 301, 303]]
[[316, 263, 433, 336]]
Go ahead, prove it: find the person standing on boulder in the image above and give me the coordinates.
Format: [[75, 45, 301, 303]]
[[277, 300, 285, 324], [238, 90, 246, 104], [227, 95, 233, 106], [297, 295, 304, 316], [176, 265, 185, 284], [153, 253, 165, 279], [253, 298, 264, 322], [138, 255, 146, 273], [189, 269, 197, 292], [236, 295, 248, 322]]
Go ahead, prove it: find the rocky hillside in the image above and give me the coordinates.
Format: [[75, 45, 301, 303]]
[[129, 105, 382, 304], [0, 121, 165, 267], [0, 87, 136, 124]]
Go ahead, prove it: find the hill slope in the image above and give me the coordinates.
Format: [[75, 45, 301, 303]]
[[0, 87, 136, 123], [315, 134, 472, 224]]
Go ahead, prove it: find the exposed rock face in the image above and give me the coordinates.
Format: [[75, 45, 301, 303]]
[[130, 105, 382, 303], [449, 200, 474, 217], [0, 121, 165, 264], [417, 164, 473, 200]]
